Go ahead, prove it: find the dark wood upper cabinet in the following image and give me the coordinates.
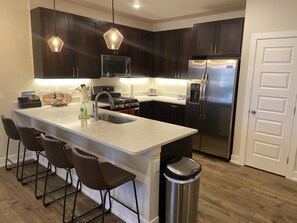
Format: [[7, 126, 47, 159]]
[[31, 8, 99, 79], [71, 16, 100, 78], [193, 18, 244, 57], [153, 28, 192, 79]]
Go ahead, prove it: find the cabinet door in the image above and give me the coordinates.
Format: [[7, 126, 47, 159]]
[[193, 22, 216, 56], [153, 32, 165, 77], [215, 18, 244, 56], [162, 30, 179, 78], [31, 8, 74, 78], [178, 28, 192, 79], [115, 25, 130, 56], [72, 16, 99, 78], [139, 102, 153, 119], [128, 28, 149, 77], [153, 31, 179, 78], [98, 21, 113, 55]]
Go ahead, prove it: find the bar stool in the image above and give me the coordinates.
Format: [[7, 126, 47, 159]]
[[40, 134, 81, 223], [16, 125, 56, 199], [1, 115, 21, 171], [71, 148, 140, 223], [1, 115, 42, 180]]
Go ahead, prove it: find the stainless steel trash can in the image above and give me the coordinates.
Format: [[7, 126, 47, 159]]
[[164, 157, 202, 223]]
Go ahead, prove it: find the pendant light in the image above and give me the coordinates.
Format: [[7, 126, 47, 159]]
[[47, 0, 64, 53], [103, 0, 124, 50]]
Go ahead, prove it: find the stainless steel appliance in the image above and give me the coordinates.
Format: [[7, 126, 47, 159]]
[[91, 86, 139, 115], [185, 59, 239, 159], [101, 54, 131, 77]]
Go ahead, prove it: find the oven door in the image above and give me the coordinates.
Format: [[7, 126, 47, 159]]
[[119, 107, 139, 116]]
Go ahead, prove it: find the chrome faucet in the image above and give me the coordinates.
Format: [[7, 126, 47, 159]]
[[93, 91, 115, 121]]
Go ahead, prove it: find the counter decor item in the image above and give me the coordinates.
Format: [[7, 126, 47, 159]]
[[76, 84, 89, 103], [148, 88, 157, 96], [43, 92, 72, 106], [18, 91, 42, 109]]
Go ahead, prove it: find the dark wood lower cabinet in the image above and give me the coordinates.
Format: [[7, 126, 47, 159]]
[[139, 101, 185, 126]]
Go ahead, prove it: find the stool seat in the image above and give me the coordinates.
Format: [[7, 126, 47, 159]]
[[71, 148, 140, 223], [101, 162, 136, 190]]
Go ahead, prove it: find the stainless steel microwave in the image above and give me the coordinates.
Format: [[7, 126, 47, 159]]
[[101, 54, 131, 77]]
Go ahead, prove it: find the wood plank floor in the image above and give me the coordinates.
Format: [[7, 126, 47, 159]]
[[0, 153, 297, 222], [194, 152, 297, 223]]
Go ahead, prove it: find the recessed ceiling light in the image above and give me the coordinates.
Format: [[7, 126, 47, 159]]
[[133, 0, 140, 9]]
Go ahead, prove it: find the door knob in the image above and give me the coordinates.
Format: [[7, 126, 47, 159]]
[[251, 110, 256, 114]]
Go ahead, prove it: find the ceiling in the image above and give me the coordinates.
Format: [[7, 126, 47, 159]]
[[64, 0, 246, 23]]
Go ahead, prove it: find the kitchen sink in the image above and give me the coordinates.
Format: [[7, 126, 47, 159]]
[[91, 113, 135, 124]]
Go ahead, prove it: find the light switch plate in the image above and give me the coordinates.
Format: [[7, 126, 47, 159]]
[[0, 92, 4, 101]]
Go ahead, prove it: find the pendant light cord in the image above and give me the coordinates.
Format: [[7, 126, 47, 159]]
[[54, 0, 57, 35], [112, 0, 115, 28]]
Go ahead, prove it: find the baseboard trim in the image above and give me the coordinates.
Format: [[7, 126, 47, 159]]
[[230, 154, 243, 165], [0, 152, 34, 168]]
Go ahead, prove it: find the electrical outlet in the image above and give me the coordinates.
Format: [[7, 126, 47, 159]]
[[0, 92, 4, 101]]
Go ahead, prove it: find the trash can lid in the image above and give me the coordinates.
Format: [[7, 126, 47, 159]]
[[165, 157, 202, 181]]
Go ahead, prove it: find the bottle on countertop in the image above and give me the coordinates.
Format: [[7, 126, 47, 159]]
[[80, 101, 88, 118]]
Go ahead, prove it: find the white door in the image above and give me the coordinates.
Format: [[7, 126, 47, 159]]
[[245, 37, 297, 176]]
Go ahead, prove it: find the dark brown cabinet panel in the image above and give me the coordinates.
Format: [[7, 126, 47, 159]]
[[178, 28, 193, 78], [127, 27, 153, 77], [31, 8, 73, 78], [31, 8, 99, 78], [153, 28, 192, 79], [139, 101, 185, 126], [193, 18, 244, 57], [71, 16, 99, 78]]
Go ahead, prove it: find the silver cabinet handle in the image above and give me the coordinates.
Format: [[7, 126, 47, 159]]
[[214, 44, 217, 54], [76, 68, 79, 77], [72, 68, 75, 77], [210, 44, 213, 53], [170, 105, 178, 108], [251, 110, 256, 114]]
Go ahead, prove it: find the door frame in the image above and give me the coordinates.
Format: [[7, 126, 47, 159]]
[[238, 30, 297, 181]]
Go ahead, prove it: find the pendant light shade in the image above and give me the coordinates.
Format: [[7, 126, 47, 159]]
[[48, 0, 64, 53], [47, 35, 64, 52], [103, 28, 123, 50], [103, 0, 124, 50]]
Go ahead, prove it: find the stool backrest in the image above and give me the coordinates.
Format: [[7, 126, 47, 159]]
[[71, 148, 108, 190], [40, 134, 73, 169], [1, 115, 20, 140], [17, 125, 43, 152]]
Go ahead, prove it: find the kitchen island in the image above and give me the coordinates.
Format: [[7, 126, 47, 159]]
[[14, 102, 197, 223]]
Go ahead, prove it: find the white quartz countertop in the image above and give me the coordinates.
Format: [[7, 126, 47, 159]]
[[135, 95, 186, 105], [14, 102, 196, 155]]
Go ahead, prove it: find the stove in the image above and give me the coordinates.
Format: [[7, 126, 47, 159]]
[[91, 86, 139, 111]]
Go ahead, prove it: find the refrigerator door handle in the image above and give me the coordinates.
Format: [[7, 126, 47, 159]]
[[199, 73, 206, 118], [202, 73, 208, 119]]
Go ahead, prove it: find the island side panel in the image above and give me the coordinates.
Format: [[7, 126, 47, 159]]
[[159, 135, 193, 223]]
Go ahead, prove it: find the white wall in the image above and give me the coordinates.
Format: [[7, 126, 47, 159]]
[[232, 0, 297, 167]]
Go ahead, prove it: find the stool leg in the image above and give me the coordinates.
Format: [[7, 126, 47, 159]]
[[34, 152, 42, 199], [5, 137, 13, 170], [62, 169, 70, 223], [132, 180, 141, 223], [16, 140, 21, 181], [43, 162, 51, 206], [20, 147, 27, 184], [71, 180, 80, 222], [101, 190, 109, 223]]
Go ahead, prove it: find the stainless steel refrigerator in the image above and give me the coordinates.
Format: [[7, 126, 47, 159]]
[[185, 59, 239, 159]]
